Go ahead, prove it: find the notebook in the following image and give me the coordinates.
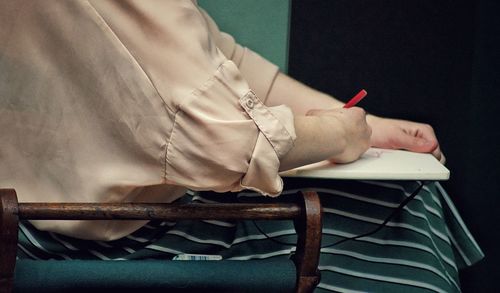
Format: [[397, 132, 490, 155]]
[[281, 148, 450, 180]]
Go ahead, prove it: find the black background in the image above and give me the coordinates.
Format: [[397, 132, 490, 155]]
[[289, 0, 500, 291]]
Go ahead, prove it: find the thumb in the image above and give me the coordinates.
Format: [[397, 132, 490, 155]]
[[394, 134, 438, 153]]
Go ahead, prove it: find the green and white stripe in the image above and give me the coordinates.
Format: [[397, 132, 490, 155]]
[[17, 181, 483, 292]]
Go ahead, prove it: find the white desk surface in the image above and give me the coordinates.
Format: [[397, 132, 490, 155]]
[[281, 148, 450, 180]]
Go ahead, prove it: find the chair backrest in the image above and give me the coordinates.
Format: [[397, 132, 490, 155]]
[[0, 189, 322, 293], [198, 0, 291, 72]]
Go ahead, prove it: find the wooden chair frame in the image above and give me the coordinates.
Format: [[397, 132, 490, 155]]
[[0, 189, 322, 293]]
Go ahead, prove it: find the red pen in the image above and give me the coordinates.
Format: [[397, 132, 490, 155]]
[[343, 89, 367, 108]]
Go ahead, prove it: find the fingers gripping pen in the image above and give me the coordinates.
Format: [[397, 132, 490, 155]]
[[343, 89, 367, 108]]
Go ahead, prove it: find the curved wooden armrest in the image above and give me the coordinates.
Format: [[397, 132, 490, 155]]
[[0, 190, 18, 293], [0, 188, 322, 293]]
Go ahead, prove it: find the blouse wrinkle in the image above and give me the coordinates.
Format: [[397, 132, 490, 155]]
[[86, 0, 175, 113], [0, 0, 296, 240]]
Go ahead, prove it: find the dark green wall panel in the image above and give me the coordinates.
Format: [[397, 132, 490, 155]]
[[198, 0, 290, 72]]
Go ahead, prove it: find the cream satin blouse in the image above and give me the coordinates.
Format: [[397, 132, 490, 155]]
[[0, 1, 296, 240]]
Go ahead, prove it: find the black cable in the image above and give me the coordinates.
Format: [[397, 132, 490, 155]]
[[321, 180, 426, 248], [251, 220, 296, 246], [252, 181, 427, 248]]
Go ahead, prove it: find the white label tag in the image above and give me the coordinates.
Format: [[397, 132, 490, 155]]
[[173, 254, 223, 261]]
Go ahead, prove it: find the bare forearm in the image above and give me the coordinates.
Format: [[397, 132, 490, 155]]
[[279, 116, 346, 171], [266, 73, 445, 164], [268, 73, 372, 170], [266, 72, 344, 114]]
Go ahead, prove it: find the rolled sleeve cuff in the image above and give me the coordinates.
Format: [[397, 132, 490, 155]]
[[238, 92, 296, 196], [166, 61, 295, 196]]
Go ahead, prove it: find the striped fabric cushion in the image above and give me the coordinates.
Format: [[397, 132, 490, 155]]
[[17, 181, 483, 293]]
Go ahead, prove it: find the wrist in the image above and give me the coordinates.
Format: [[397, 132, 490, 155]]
[[366, 114, 382, 127], [279, 115, 347, 171]]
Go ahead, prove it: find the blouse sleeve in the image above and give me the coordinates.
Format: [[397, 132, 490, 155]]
[[166, 60, 296, 196], [90, 0, 296, 196], [199, 7, 281, 105]]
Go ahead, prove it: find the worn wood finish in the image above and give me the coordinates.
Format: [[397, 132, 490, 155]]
[[17, 202, 301, 220], [293, 191, 322, 293], [0, 190, 323, 293], [0, 189, 19, 293]]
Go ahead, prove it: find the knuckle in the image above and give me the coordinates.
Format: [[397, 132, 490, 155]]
[[423, 124, 434, 131], [353, 107, 366, 116], [306, 109, 318, 116]]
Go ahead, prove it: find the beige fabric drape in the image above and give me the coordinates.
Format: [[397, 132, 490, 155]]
[[0, 0, 295, 240]]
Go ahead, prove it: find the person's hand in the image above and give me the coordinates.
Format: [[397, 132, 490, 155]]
[[367, 115, 445, 163], [306, 107, 372, 163]]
